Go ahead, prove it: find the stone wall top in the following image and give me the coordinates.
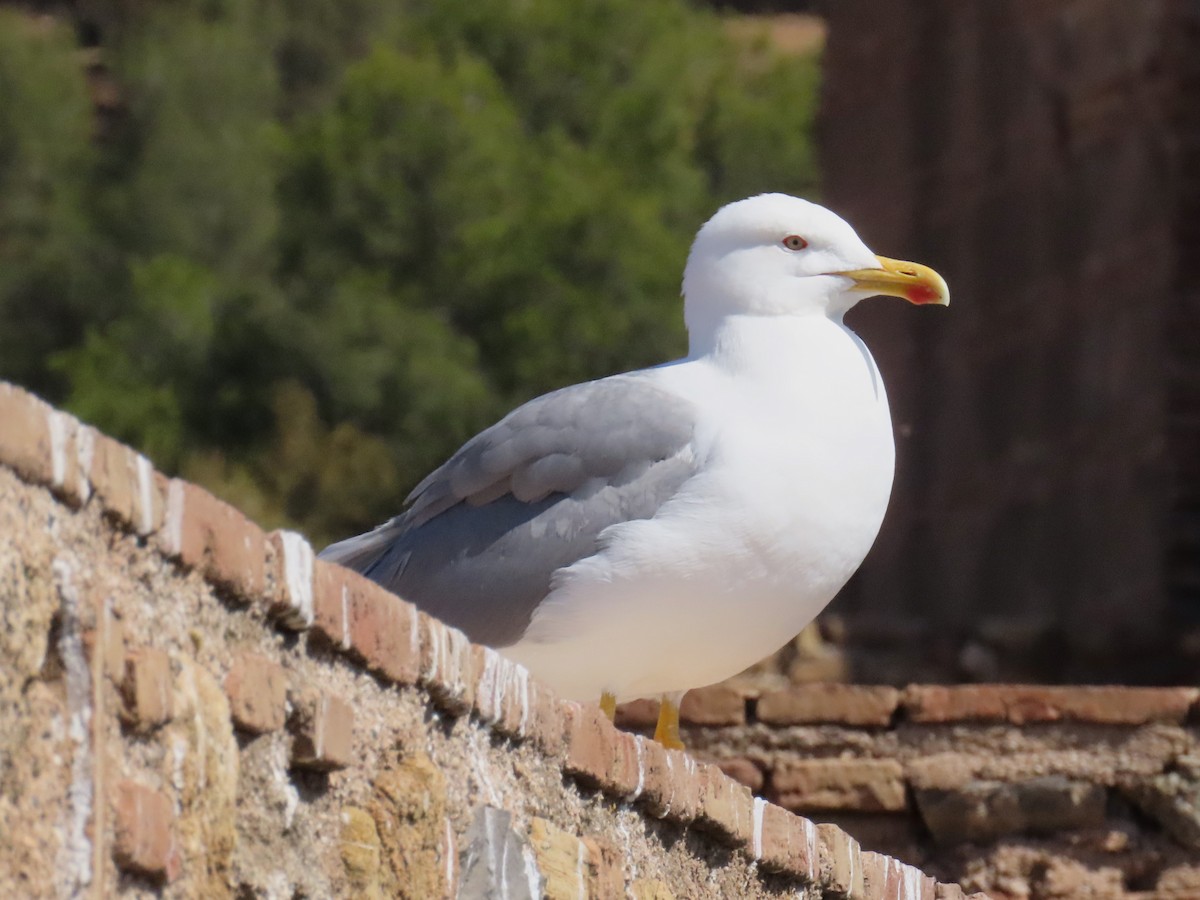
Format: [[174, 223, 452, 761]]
[[0, 378, 983, 898]]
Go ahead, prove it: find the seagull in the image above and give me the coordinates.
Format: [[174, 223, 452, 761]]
[[321, 193, 948, 748]]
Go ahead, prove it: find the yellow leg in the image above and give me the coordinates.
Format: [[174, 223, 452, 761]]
[[653, 692, 685, 750], [599, 691, 617, 722]]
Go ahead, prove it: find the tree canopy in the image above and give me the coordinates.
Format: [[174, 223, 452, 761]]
[[0, 1, 820, 545]]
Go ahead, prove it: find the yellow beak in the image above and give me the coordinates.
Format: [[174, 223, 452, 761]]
[[835, 256, 950, 306]]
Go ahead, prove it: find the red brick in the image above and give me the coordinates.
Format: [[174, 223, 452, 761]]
[[419, 614, 474, 715], [861, 850, 889, 897], [0, 383, 55, 486], [819, 812, 923, 864], [639, 740, 702, 823], [614, 698, 658, 730], [885, 856, 937, 900], [695, 762, 755, 845], [311, 559, 353, 650], [493, 660, 535, 741], [903, 685, 1200, 725], [755, 801, 821, 880], [120, 647, 174, 730], [716, 757, 765, 793], [44, 411, 94, 507], [89, 434, 163, 536], [113, 780, 181, 881], [266, 530, 316, 628], [680, 684, 746, 726], [564, 702, 627, 791], [290, 690, 354, 770], [225, 653, 287, 733], [526, 681, 567, 756], [772, 758, 907, 813], [818, 822, 864, 898], [345, 578, 421, 685], [156, 480, 266, 601], [472, 646, 538, 741], [757, 684, 900, 727]]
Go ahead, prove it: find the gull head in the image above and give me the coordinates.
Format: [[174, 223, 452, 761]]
[[682, 193, 948, 338]]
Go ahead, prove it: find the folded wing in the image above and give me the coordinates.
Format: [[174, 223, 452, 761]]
[[319, 375, 700, 646]]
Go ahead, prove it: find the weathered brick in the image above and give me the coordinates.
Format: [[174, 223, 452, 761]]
[[419, 614, 475, 715], [346, 578, 421, 685], [754, 800, 820, 880], [605, 727, 643, 798], [113, 780, 181, 881], [906, 753, 978, 792], [89, 434, 163, 536], [860, 850, 889, 898], [886, 855, 937, 900], [267, 530, 315, 629], [865, 851, 936, 900], [311, 559, 353, 650], [903, 685, 1200, 726], [225, 653, 287, 733], [818, 822, 864, 898], [0, 383, 55, 486], [156, 479, 266, 601], [915, 777, 1106, 844], [120, 647, 174, 730], [716, 756, 764, 792], [694, 762, 755, 846], [527, 681, 567, 757], [773, 758, 907, 813], [679, 684, 746, 726], [45, 412, 94, 506], [818, 811, 923, 865], [757, 684, 900, 726], [471, 645, 535, 739], [564, 702, 621, 789], [290, 690, 354, 770], [640, 741, 702, 823]]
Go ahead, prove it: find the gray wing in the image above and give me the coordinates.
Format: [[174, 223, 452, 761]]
[[319, 375, 700, 647]]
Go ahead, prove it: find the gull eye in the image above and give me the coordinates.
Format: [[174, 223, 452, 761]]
[[782, 234, 808, 251]]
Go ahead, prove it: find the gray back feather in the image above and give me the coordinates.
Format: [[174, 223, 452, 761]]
[[319, 376, 699, 647]]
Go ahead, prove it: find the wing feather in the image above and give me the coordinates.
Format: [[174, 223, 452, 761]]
[[319, 375, 700, 646]]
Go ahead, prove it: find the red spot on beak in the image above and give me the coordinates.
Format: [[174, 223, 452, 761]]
[[907, 283, 942, 305]]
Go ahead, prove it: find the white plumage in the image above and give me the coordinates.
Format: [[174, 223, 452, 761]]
[[322, 193, 948, 742]]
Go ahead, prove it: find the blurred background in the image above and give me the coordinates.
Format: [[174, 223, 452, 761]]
[[0, 0, 1194, 686]]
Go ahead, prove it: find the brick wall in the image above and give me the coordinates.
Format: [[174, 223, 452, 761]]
[[818, 0, 1183, 683], [619, 684, 1200, 899], [1168, 1, 1200, 618], [0, 382, 976, 899]]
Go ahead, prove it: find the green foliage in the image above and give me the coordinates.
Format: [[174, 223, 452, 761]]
[[2, 1, 820, 546], [0, 11, 100, 395]]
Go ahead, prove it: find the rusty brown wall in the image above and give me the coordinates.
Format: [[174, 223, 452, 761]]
[[1169, 3, 1200, 622], [818, 0, 1181, 682]]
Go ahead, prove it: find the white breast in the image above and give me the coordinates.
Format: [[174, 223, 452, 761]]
[[505, 315, 896, 702]]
